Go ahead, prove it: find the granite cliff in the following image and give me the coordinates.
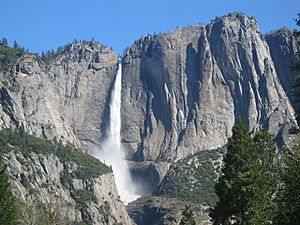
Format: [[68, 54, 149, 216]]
[[0, 13, 297, 165], [121, 13, 296, 162], [1, 129, 133, 225], [0, 12, 299, 225], [0, 41, 118, 151], [266, 28, 300, 108], [0, 42, 135, 224]]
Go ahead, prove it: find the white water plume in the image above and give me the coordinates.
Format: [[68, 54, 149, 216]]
[[94, 63, 140, 204]]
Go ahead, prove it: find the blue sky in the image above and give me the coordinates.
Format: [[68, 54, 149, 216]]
[[0, 0, 298, 55]]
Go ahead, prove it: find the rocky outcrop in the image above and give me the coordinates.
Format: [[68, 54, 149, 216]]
[[128, 161, 170, 194], [265, 28, 300, 107], [3, 148, 133, 225], [127, 149, 225, 225], [127, 196, 211, 225], [0, 41, 118, 151], [156, 148, 223, 206], [121, 13, 296, 162]]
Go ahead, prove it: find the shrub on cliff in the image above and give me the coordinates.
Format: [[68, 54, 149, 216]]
[[0, 155, 19, 225]]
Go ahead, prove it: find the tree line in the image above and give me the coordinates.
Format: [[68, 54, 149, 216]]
[[0, 38, 28, 72]]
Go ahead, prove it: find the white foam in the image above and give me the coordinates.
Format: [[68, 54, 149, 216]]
[[93, 63, 140, 204]]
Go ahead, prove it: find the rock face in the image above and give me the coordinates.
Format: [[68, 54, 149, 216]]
[[121, 13, 296, 162], [266, 28, 300, 107], [156, 148, 224, 206], [0, 14, 297, 164], [4, 149, 133, 225], [127, 196, 211, 225], [0, 13, 299, 225], [0, 41, 118, 151]]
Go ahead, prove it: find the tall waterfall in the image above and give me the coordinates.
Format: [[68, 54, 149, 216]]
[[96, 63, 140, 204]]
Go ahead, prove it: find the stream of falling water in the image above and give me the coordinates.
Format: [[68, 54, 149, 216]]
[[96, 63, 140, 204]]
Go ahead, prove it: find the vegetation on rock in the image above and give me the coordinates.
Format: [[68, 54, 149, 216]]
[[0, 38, 27, 72], [180, 205, 196, 225], [0, 155, 19, 225], [157, 148, 223, 207], [0, 128, 113, 225], [18, 199, 70, 225], [0, 128, 112, 179]]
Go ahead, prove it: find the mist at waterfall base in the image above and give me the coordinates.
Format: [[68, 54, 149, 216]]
[[91, 63, 141, 204], [100, 140, 141, 204]]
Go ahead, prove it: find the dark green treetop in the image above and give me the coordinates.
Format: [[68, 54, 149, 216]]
[[0, 155, 19, 225], [180, 205, 196, 225], [210, 119, 277, 225], [274, 144, 300, 225]]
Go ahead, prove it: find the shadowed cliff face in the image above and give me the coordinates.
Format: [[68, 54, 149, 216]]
[[121, 13, 296, 161], [266, 28, 300, 108], [0, 42, 119, 151]]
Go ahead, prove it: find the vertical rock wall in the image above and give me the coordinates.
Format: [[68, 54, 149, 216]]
[[121, 13, 296, 161]]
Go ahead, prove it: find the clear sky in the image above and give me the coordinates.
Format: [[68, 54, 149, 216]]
[[0, 0, 298, 55]]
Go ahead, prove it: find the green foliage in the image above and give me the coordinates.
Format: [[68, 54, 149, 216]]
[[18, 199, 71, 225], [0, 128, 110, 225], [0, 156, 19, 225], [274, 144, 300, 225], [71, 189, 97, 208], [0, 38, 26, 72], [180, 205, 196, 225], [40, 39, 104, 63], [0, 128, 112, 181], [210, 119, 277, 225], [157, 148, 223, 207]]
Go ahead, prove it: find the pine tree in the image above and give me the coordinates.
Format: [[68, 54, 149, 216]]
[[13, 41, 18, 49], [210, 119, 256, 224], [274, 144, 300, 225], [0, 156, 19, 225], [246, 129, 277, 224], [210, 120, 277, 224], [180, 205, 196, 225], [1, 38, 8, 47]]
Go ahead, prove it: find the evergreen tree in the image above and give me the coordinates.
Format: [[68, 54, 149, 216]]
[[246, 129, 277, 224], [274, 145, 300, 225], [0, 156, 19, 225], [210, 120, 276, 224], [254, 129, 277, 171], [210, 119, 256, 224], [13, 41, 18, 49], [180, 205, 196, 225], [1, 38, 8, 47]]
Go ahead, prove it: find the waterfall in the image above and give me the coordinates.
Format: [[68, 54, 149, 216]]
[[95, 63, 140, 204]]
